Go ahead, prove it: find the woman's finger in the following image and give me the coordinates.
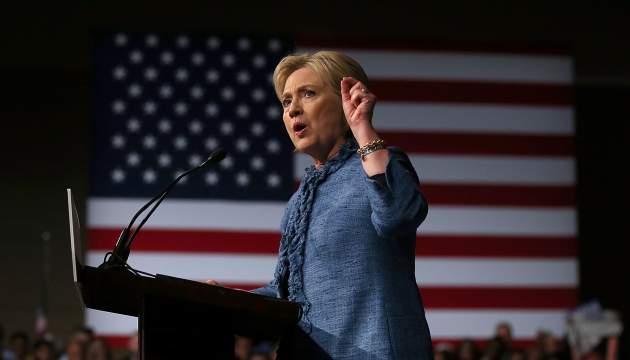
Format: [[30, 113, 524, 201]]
[[341, 78, 352, 100], [350, 91, 363, 108], [348, 80, 367, 97], [351, 84, 374, 104], [342, 76, 359, 88], [356, 97, 375, 116], [341, 77, 358, 100]]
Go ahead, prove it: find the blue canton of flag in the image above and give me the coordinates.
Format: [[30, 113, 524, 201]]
[[91, 33, 294, 201]]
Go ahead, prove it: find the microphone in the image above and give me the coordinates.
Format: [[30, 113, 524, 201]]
[[100, 148, 226, 270]]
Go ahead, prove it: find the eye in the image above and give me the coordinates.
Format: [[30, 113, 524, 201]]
[[281, 98, 292, 108], [304, 89, 315, 97]]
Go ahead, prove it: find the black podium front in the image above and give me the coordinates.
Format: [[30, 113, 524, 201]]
[[67, 188, 299, 358], [77, 265, 299, 359]]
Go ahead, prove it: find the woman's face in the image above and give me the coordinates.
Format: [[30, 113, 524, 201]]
[[281, 66, 347, 161]]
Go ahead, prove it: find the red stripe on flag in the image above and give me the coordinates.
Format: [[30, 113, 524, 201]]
[[417, 235, 576, 258], [88, 228, 280, 253], [420, 287, 577, 309], [382, 131, 574, 156], [88, 229, 576, 258], [100, 335, 131, 349], [371, 80, 572, 106], [100, 334, 538, 350], [421, 184, 575, 207], [206, 283, 577, 310]]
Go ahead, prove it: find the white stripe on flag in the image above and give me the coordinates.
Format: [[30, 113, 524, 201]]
[[86, 308, 568, 338], [87, 310, 136, 335], [86, 252, 577, 287], [295, 154, 576, 185], [426, 309, 568, 338], [373, 103, 575, 135], [87, 198, 286, 230], [87, 199, 576, 236], [416, 258, 577, 287], [421, 206, 576, 236], [296, 48, 573, 84]]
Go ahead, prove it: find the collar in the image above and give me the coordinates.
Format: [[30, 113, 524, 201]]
[[303, 138, 358, 181]]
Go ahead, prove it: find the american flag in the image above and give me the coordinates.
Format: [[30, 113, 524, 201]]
[[86, 33, 577, 348]]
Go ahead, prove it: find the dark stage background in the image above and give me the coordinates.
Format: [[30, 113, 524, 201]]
[[1, 2, 628, 355]]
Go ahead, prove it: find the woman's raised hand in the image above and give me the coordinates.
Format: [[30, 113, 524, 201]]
[[341, 76, 388, 175], [340, 76, 377, 130]]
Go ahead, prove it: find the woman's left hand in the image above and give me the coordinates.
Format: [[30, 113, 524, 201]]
[[341, 76, 388, 176], [341, 77, 377, 130]]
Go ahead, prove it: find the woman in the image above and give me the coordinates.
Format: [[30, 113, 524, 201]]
[[253, 51, 432, 359]]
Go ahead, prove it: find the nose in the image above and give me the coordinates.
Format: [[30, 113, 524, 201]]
[[288, 98, 302, 118]]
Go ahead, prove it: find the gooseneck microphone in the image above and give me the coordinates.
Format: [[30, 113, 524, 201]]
[[99, 148, 226, 271]]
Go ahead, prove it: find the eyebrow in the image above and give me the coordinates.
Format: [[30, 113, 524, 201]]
[[281, 83, 319, 98]]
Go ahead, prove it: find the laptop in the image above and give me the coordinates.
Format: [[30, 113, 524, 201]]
[[66, 188, 85, 309]]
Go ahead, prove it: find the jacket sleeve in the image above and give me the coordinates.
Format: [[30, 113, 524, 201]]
[[364, 147, 428, 239], [251, 282, 279, 298]]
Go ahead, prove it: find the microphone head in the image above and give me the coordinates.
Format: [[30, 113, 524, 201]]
[[199, 148, 226, 168], [209, 148, 226, 162]]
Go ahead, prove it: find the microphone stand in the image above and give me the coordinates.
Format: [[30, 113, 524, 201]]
[[99, 148, 226, 272]]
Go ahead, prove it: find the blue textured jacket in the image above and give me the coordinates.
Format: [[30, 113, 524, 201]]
[[254, 140, 432, 359]]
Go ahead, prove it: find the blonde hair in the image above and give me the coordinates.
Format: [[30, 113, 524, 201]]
[[272, 50, 369, 100]]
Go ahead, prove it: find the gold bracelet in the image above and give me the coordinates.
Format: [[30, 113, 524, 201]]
[[357, 139, 386, 160]]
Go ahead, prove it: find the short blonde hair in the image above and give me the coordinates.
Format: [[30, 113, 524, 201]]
[[272, 50, 369, 100]]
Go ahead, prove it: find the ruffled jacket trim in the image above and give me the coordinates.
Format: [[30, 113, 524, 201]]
[[270, 140, 359, 333]]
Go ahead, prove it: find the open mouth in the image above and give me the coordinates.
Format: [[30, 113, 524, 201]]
[[293, 122, 307, 136]]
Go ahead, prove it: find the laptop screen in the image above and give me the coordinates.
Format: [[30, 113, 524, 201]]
[[66, 188, 84, 283]]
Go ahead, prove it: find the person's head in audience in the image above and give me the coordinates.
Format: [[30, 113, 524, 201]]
[[84, 338, 111, 360], [434, 342, 455, 360], [540, 331, 560, 358], [33, 339, 55, 360], [457, 339, 479, 360], [234, 336, 253, 360], [125, 331, 139, 360], [9, 331, 30, 360], [526, 346, 541, 360], [495, 322, 513, 346], [509, 349, 526, 360], [65, 338, 85, 360], [482, 337, 507, 360], [71, 326, 94, 345], [248, 352, 271, 360]]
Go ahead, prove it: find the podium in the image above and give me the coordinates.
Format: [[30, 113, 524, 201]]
[[67, 190, 300, 359], [77, 265, 299, 359]]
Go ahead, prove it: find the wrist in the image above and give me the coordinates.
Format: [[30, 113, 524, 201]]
[[357, 138, 387, 160], [350, 123, 378, 147]]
